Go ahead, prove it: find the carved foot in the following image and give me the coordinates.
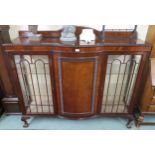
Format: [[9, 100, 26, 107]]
[[21, 116, 30, 128], [126, 118, 133, 129], [136, 115, 144, 128]]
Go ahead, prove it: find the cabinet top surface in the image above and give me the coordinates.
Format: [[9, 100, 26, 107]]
[[2, 29, 151, 53], [4, 37, 149, 47]]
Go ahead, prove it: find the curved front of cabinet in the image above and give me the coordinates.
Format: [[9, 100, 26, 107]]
[[53, 53, 102, 118]]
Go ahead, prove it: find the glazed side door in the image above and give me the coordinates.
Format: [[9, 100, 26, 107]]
[[53, 52, 103, 118]]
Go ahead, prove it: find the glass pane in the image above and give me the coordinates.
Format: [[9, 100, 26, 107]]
[[101, 55, 142, 113], [14, 55, 54, 114]]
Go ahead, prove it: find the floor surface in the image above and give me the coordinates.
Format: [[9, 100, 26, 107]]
[[0, 114, 155, 130]]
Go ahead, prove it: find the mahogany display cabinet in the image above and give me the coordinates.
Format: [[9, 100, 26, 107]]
[[1, 26, 151, 128]]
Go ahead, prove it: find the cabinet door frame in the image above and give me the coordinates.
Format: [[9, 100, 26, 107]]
[[6, 53, 57, 115], [99, 51, 149, 115], [53, 52, 103, 117]]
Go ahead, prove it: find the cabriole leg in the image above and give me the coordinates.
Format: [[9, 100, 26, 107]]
[[136, 115, 144, 128], [21, 116, 30, 128]]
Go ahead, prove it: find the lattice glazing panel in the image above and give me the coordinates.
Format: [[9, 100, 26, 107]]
[[101, 55, 142, 113], [14, 55, 54, 114]]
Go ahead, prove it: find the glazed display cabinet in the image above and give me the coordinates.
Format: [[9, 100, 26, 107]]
[[2, 26, 151, 128]]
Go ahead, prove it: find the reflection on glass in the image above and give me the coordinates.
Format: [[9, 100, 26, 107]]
[[101, 55, 142, 113], [14, 55, 54, 114]]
